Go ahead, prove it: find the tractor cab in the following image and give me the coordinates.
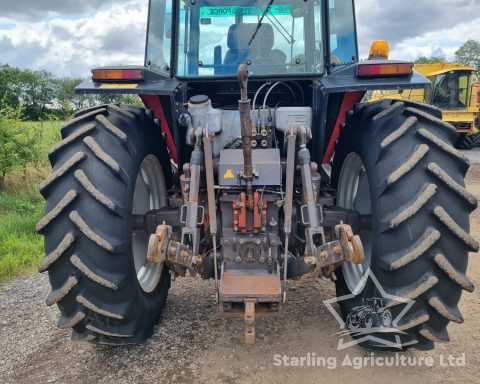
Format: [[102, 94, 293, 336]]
[[365, 298, 384, 312], [428, 69, 475, 110], [415, 64, 480, 146], [146, 0, 357, 78]]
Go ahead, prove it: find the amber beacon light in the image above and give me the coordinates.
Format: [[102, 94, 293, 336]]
[[369, 40, 390, 59]]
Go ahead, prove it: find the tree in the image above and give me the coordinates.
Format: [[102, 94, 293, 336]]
[[455, 39, 480, 72], [0, 64, 23, 109], [97, 93, 143, 107], [0, 66, 59, 120], [18, 69, 56, 120], [0, 63, 144, 121], [415, 56, 445, 65], [54, 77, 87, 117], [0, 104, 39, 189]]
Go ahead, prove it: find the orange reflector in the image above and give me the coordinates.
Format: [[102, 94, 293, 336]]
[[357, 63, 414, 77], [92, 68, 144, 81], [369, 40, 390, 59]]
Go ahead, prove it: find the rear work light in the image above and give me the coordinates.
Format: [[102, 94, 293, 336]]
[[357, 62, 414, 77], [92, 68, 144, 82]]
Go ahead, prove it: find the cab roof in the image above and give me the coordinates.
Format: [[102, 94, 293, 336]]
[[415, 63, 476, 77]]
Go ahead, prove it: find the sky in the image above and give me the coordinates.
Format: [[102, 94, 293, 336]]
[[1, 0, 480, 78]]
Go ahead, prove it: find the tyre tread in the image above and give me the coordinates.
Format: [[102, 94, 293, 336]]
[[39, 104, 172, 345], [332, 98, 477, 350]]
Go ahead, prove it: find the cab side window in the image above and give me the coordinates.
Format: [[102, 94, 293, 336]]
[[146, 0, 173, 75], [329, 0, 357, 67]]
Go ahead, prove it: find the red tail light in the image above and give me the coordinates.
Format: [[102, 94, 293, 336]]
[[92, 68, 144, 82], [357, 62, 414, 77]]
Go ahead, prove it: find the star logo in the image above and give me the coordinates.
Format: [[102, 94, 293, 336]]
[[323, 268, 415, 350]]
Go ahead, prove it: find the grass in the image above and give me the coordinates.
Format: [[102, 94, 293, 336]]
[[20, 120, 62, 165], [0, 120, 62, 284], [0, 190, 45, 283]]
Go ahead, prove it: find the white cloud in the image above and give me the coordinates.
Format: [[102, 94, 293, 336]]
[[356, 0, 480, 61], [0, 0, 147, 77], [0, 0, 131, 21], [1, 0, 480, 77], [387, 16, 480, 62]]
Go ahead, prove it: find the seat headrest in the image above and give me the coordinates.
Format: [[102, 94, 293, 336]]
[[227, 23, 274, 51]]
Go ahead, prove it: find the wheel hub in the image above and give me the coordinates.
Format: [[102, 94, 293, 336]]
[[337, 153, 373, 293], [132, 155, 167, 293]]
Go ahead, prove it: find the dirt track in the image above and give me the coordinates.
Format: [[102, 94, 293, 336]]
[[1, 148, 479, 384]]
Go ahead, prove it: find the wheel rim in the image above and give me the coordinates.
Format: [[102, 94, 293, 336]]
[[132, 155, 167, 293], [337, 153, 373, 293]]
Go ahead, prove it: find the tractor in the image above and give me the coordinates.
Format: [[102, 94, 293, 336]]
[[371, 63, 480, 149], [346, 298, 392, 330], [37, 0, 479, 349]]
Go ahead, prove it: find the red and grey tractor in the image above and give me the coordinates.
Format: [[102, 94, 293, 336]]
[[37, 0, 478, 348]]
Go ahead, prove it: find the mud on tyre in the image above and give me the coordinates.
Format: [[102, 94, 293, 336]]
[[331, 99, 479, 350], [37, 104, 172, 344]]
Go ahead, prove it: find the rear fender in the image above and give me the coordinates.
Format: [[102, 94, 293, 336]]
[[75, 66, 184, 166]]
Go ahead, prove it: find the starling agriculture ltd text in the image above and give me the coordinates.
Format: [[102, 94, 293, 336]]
[[273, 352, 466, 369]]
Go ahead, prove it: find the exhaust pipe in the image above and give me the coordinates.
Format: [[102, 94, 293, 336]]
[[237, 64, 254, 208]]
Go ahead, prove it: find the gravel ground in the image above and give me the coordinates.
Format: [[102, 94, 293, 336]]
[[1, 148, 479, 384]]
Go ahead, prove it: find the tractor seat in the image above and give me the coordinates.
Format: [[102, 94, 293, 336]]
[[223, 23, 286, 74]]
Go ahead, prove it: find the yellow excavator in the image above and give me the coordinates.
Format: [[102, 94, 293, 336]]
[[371, 63, 480, 149]]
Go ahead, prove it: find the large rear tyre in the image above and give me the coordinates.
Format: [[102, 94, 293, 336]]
[[331, 99, 478, 350], [37, 104, 172, 344], [456, 133, 480, 150]]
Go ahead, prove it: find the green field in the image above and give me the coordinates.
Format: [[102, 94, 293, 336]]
[[0, 120, 62, 284]]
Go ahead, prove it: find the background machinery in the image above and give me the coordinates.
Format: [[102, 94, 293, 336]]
[[371, 63, 480, 149]]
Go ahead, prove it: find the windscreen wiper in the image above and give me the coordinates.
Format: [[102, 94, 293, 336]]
[[248, 0, 276, 46], [265, 13, 294, 44]]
